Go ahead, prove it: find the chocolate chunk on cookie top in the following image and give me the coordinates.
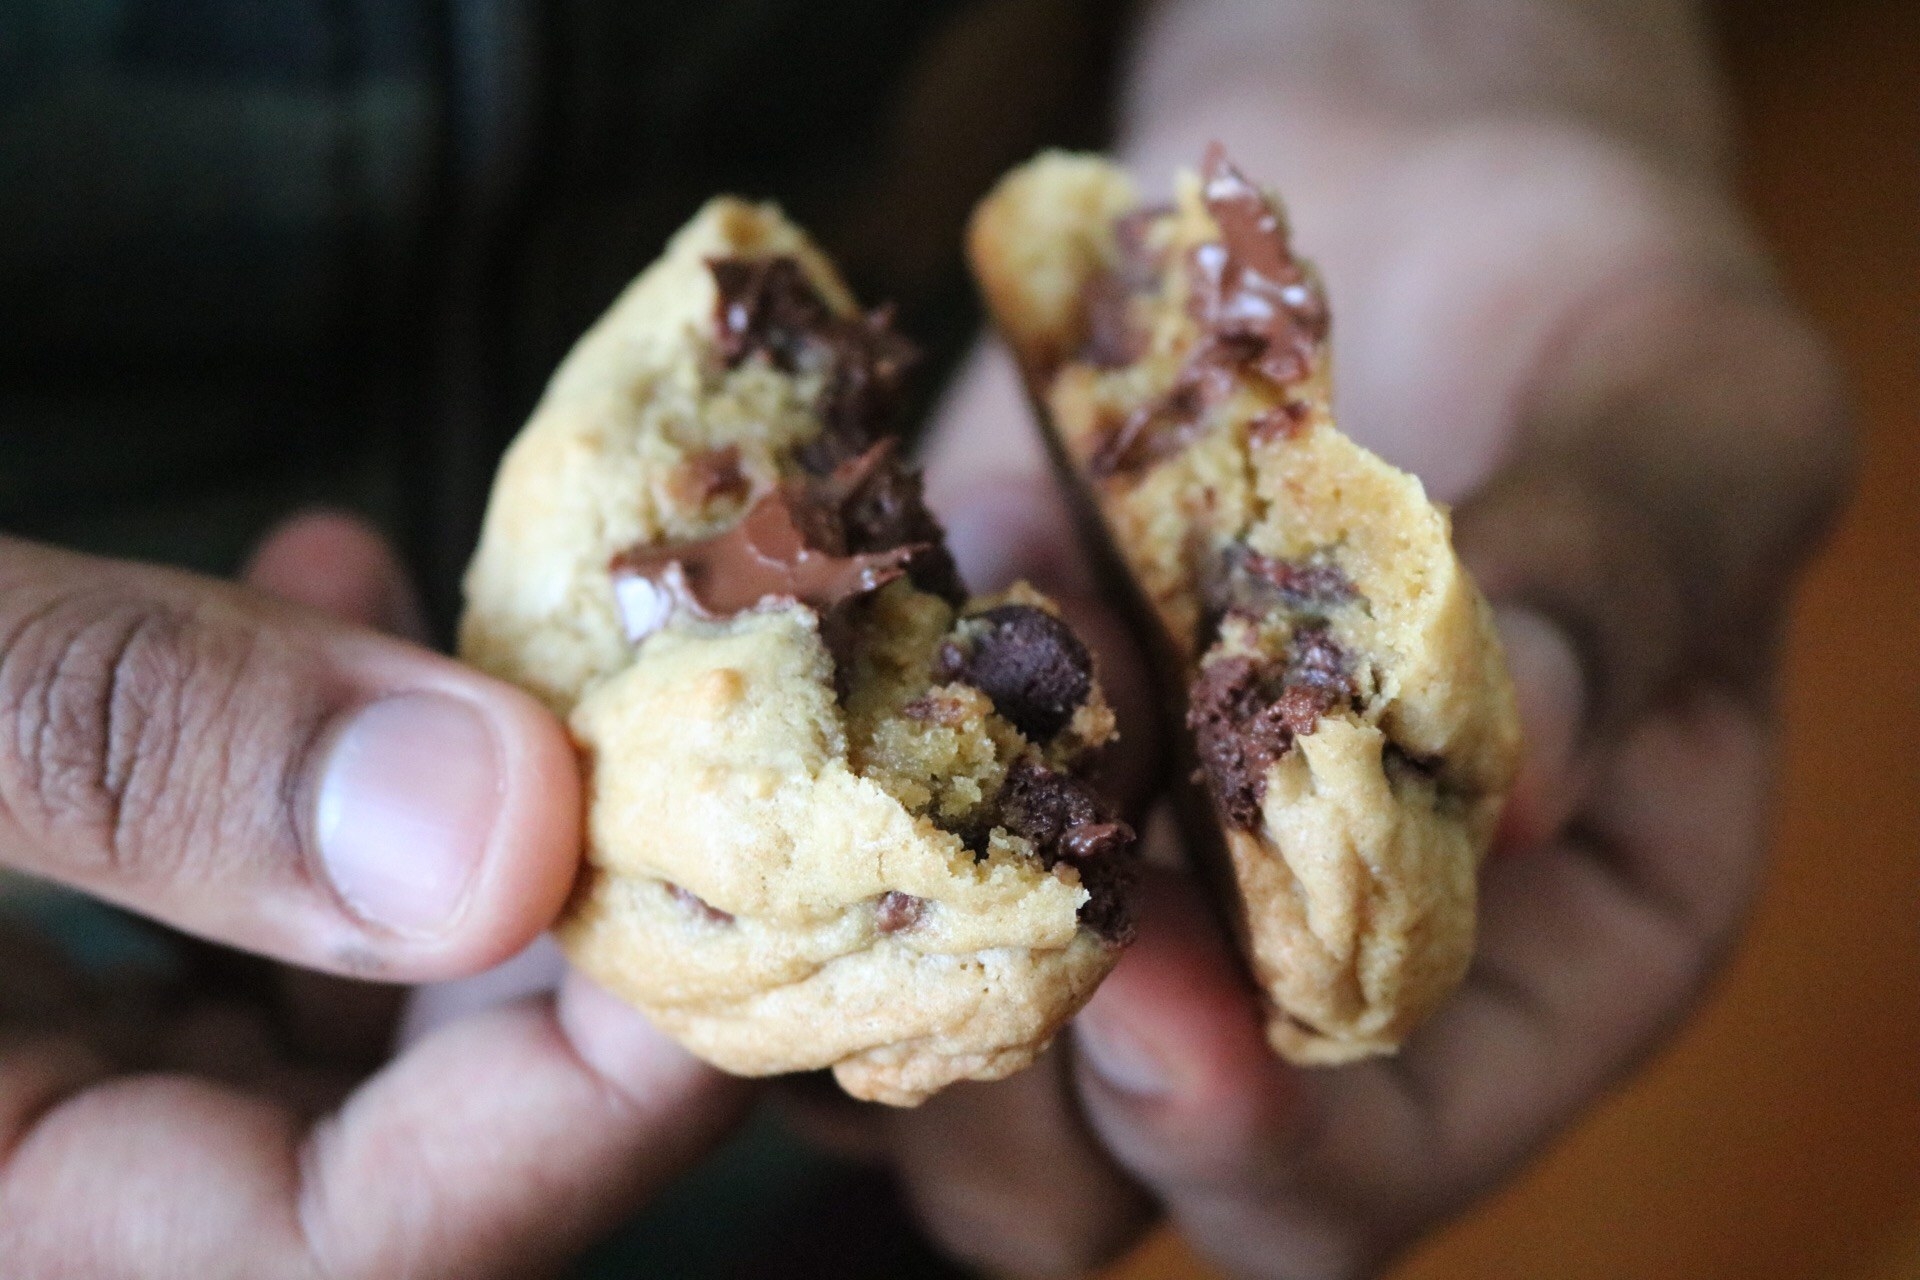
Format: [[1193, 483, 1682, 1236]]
[[712, 254, 920, 473], [462, 196, 1136, 1107], [968, 149, 1521, 1066]]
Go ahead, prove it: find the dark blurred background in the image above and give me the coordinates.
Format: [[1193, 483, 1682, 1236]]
[[0, 0, 1132, 637]]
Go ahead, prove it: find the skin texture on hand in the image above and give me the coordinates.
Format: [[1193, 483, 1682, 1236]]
[[849, 1, 1854, 1276], [0, 513, 751, 1277]]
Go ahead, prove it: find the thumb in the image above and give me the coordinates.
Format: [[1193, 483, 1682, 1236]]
[[0, 534, 580, 981]]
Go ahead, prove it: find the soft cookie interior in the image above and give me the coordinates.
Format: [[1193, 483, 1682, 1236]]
[[462, 198, 1134, 1105], [969, 149, 1520, 1062]]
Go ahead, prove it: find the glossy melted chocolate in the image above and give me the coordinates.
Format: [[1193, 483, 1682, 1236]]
[[609, 445, 924, 642], [1089, 144, 1328, 477]]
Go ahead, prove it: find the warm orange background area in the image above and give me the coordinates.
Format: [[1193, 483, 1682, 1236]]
[[1108, 0, 1920, 1276]]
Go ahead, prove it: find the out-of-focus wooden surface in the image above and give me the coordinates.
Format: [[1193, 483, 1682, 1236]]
[[1108, 0, 1920, 1275]]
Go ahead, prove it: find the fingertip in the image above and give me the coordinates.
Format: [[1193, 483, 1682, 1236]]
[[245, 509, 429, 640], [436, 678, 584, 972], [934, 473, 1091, 593], [557, 971, 750, 1119], [305, 647, 584, 980], [1492, 604, 1590, 851], [1072, 871, 1300, 1186]]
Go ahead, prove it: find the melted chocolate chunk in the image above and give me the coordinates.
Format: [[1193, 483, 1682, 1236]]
[[875, 891, 925, 934], [806, 305, 921, 474], [939, 606, 1093, 742], [1206, 543, 1356, 627], [835, 449, 965, 604], [1089, 382, 1208, 478], [1187, 625, 1355, 829], [609, 436, 975, 645], [667, 884, 734, 925], [1249, 401, 1311, 442], [609, 486, 917, 643], [712, 257, 831, 370], [1081, 272, 1149, 371], [709, 256, 920, 475], [996, 757, 1136, 943], [1084, 146, 1330, 478], [1077, 206, 1174, 371]]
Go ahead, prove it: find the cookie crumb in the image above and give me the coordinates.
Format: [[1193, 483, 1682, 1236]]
[[692, 667, 746, 714]]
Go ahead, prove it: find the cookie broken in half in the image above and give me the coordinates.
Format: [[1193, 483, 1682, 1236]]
[[968, 146, 1520, 1064], [461, 199, 1135, 1105]]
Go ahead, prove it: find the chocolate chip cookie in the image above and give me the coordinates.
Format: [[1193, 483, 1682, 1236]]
[[461, 198, 1134, 1105], [968, 147, 1520, 1063]]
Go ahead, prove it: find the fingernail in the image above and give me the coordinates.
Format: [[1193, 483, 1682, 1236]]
[[1075, 1014, 1173, 1098], [1493, 605, 1588, 845], [314, 691, 502, 936]]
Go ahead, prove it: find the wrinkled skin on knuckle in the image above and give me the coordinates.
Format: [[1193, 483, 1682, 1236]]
[[0, 581, 322, 889]]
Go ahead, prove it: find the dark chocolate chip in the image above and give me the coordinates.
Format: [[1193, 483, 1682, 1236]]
[[708, 256, 920, 475], [944, 606, 1093, 741], [836, 452, 965, 604], [1186, 625, 1355, 830], [998, 756, 1101, 849], [875, 891, 925, 934], [995, 757, 1137, 943], [1060, 822, 1132, 861]]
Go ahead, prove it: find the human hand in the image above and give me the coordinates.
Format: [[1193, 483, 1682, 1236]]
[[814, 99, 1851, 1278], [0, 513, 750, 1276]]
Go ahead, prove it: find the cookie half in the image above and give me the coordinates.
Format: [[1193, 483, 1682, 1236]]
[[461, 199, 1135, 1106], [967, 147, 1520, 1063]]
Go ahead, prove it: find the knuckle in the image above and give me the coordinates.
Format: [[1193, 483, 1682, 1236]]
[[0, 584, 269, 880]]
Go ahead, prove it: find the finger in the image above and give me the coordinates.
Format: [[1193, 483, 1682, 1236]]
[[1070, 692, 1770, 1279], [923, 338, 1093, 594], [885, 1046, 1157, 1279], [1068, 871, 1330, 1260], [0, 535, 579, 981], [0, 979, 751, 1278], [1490, 604, 1589, 851], [242, 509, 430, 641], [397, 934, 570, 1046], [1456, 279, 1849, 743]]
